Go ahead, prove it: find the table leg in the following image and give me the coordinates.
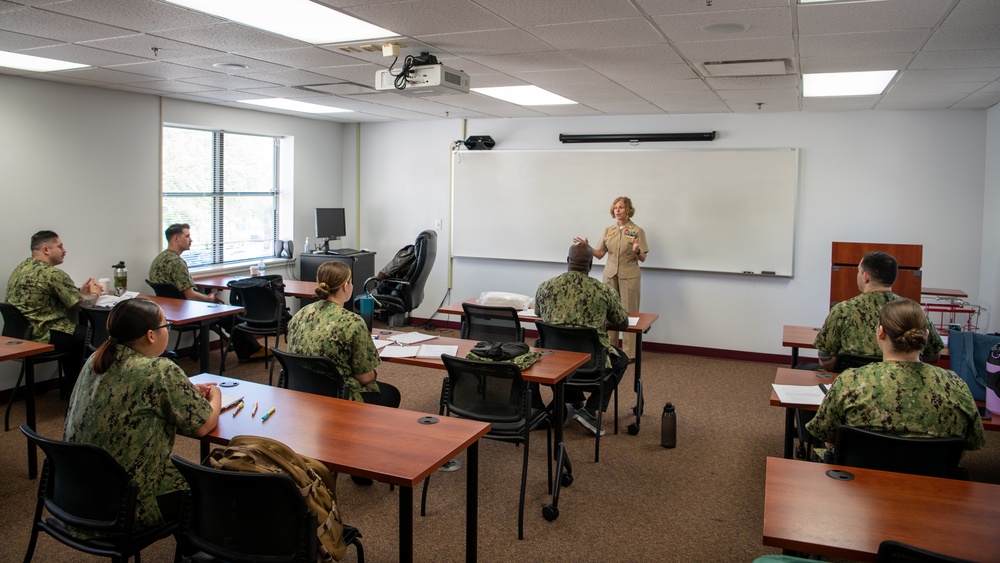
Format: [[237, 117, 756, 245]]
[[25, 361, 37, 479], [628, 333, 645, 435], [466, 441, 478, 563], [199, 320, 212, 373], [783, 408, 794, 459], [543, 380, 571, 521], [399, 485, 413, 563], [790, 346, 799, 368]]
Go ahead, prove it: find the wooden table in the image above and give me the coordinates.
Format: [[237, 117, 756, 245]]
[[2, 336, 55, 479], [922, 287, 969, 299], [145, 296, 243, 373], [762, 456, 1000, 561], [195, 275, 319, 299], [782, 324, 950, 368], [770, 367, 999, 459], [375, 329, 590, 521], [190, 374, 489, 563], [437, 300, 659, 434]]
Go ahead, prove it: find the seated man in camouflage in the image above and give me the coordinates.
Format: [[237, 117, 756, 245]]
[[5, 230, 103, 397], [149, 223, 262, 360], [814, 250, 943, 371], [535, 242, 629, 436]]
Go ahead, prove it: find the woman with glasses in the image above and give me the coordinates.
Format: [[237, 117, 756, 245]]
[[64, 297, 221, 533]]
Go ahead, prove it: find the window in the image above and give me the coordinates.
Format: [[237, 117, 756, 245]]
[[161, 126, 281, 267]]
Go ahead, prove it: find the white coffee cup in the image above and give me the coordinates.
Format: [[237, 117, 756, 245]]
[[249, 266, 260, 277], [97, 278, 112, 293]]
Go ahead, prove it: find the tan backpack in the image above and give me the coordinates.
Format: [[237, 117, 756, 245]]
[[206, 435, 347, 561]]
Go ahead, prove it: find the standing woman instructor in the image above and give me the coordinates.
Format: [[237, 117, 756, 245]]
[[574, 196, 648, 361]]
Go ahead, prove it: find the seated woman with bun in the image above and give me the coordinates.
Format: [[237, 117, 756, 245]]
[[807, 298, 986, 453], [64, 297, 222, 532], [287, 261, 401, 408]]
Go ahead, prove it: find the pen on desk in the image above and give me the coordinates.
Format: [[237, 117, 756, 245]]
[[818, 384, 828, 394], [251, 402, 258, 417], [261, 407, 276, 421], [233, 401, 244, 416]]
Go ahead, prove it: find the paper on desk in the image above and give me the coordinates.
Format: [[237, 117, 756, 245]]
[[221, 394, 244, 410], [628, 316, 639, 327], [517, 309, 537, 318], [380, 346, 420, 358], [387, 332, 437, 345], [416, 345, 459, 358], [94, 291, 140, 308], [771, 384, 826, 406], [371, 338, 392, 350]]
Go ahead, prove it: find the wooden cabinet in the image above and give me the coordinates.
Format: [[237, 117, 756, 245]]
[[830, 242, 922, 307]]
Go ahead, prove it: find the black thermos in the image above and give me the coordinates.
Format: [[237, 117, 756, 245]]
[[661, 402, 676, 448]]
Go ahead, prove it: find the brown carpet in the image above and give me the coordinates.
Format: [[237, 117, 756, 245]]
[[2, 324, 998, 563]]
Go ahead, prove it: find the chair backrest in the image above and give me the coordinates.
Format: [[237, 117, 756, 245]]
[[534, 321, 606, 384], [833, 425, 966, 479], [227, 275, 287, 325], [171, 455, 317, 562], [461, 302, 524, 342], [405, 229, 437, 310], [20, 424, 138, 535], [269, 347, 349, 399], [145, 279, 186, 300], [833, 352, 881, 373], [441, 354, 528, 424], [875, 540, 974, 563], [80, 307, 111, 353], [0, 302, 33, 340]]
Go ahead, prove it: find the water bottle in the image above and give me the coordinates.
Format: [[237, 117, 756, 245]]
[[661, 402, 676, 448], [304, 237, 311, 253], [257, 259, 266, 277], [112, 261, 127, 295]]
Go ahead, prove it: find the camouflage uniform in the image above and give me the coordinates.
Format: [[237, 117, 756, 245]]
[[148, 249, 195, 292], [535, 270, 628, 368], [814, 291, 944, 363], [287, 300, 381, 402], [5, 257, 82, 343], [64, 346, 212, 529], [806, 361, 986, 450]]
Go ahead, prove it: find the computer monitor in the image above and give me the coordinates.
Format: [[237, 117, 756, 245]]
[[315, 208, 346, 252]]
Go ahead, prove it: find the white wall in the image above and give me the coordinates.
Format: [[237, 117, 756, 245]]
[[982, 104, 1000, 334], [359, 110, 991, 356], [0, 76, 346, 389]]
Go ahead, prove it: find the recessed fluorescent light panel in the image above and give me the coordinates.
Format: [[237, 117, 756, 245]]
[[803, 70, 897, 97], [238, 98, 353, 114], [0, 50, 89, 72], [472, 86, 577, 106], [163, 0, 398, 44]]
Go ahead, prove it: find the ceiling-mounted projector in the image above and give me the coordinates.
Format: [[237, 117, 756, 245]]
[[375, 64, 470, 96]]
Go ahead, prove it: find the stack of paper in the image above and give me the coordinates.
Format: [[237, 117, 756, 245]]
[[386, 332, 437, 345], [380, 344, 459, 359], [517, 309, 537, 318], [94, 291, 140, 308], [771, 384, 827, 406]]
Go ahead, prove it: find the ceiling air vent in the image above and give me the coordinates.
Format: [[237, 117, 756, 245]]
[[702, 59, 789, 77]]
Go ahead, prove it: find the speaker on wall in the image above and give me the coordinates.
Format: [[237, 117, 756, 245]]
[[464, 135, 495, 150]]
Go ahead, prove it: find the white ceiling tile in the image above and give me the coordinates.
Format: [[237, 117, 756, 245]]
[[876, 96, 959, 110], [924, 25, 1000, 51], [706, 74, 798, 90], [118, 79, 221, 94], [527, 18, 667, 50], [344, 0, 510, 36], [153, 23, 306, 55], [19, 43, 147, 66], [716, 87, 798, 102], [180, 74, 284, 90], [942, 0, 1000, 28], [41, 0, 223, 33], [511, 68, 612, 88], [567, 45, 685, 70], [308, 63, 382, 86], [799, 30, 931, 58], [726, 99, 799, 112], [673, 36, 794, 63], [801, 97, 878, 111], [181, 89, 270, 102], [79, 34, 222, 61], [317, 38, 444, 65], [800, 53, 917, 74], [172, 54, 291, 75], [628, 78, 711, 97], [472, 51, 584, 74], [652, 100, 731, 114], [0, 29, 60, 50], [636, 0, 790, 16], [909, 49, 1000, 69], [583, 100, 666, 115], [952, 91, 1000, 108], [797, 0, 956, 34], [104, 61, 216, 80], [897, 68, 1000, 84], [651, 7, 792, 43], [0, 6, 133, 42], [888, 80, 987, 96], [416, 28, 551, 57], [237, 69, 336, 87], [473, 0, 640, 26], [601, 63, 698, 83], [50, 65, 159, 84], [532, 104, 605, 117], [644, 90, 723, 103], [239, 85, 333, 99]]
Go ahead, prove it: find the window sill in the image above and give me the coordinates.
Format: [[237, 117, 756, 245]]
[[191, 257, 296, 279]]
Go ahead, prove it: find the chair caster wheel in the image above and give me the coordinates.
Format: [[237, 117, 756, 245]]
[[560, 473, 573, 487], [542, 504, 559, 521], [627, 424, 640, 435]]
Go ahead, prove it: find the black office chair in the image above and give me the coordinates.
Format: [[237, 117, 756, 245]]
[[224, 275, 290, 384], [535, 321, 619, 462], [1, 303, 71, 431], [354, 230, 437, 328], [423, 355, 551, 540], [875, 540, 975, 563], [171, 455, 364, 563], [793, 352, 882, 460], [460, 302, 525, 342], [145, 279, 207, 360], [833, 425, 967, 479], [270, 347, 349, 399], [79, 306, 111, 355], [19, 424, 177, 562]]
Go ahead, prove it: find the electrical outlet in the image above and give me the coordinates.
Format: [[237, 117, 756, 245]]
[[434, 219, 443, 230]]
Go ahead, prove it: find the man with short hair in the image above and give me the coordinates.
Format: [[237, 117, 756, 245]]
[[6, 230, 104, 396], [149, 224, 262, 360], [814, 250, 943, 371], [535, 242, 629, 436]]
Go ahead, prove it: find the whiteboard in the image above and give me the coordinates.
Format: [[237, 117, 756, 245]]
[[451, 148, 798, 276]]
